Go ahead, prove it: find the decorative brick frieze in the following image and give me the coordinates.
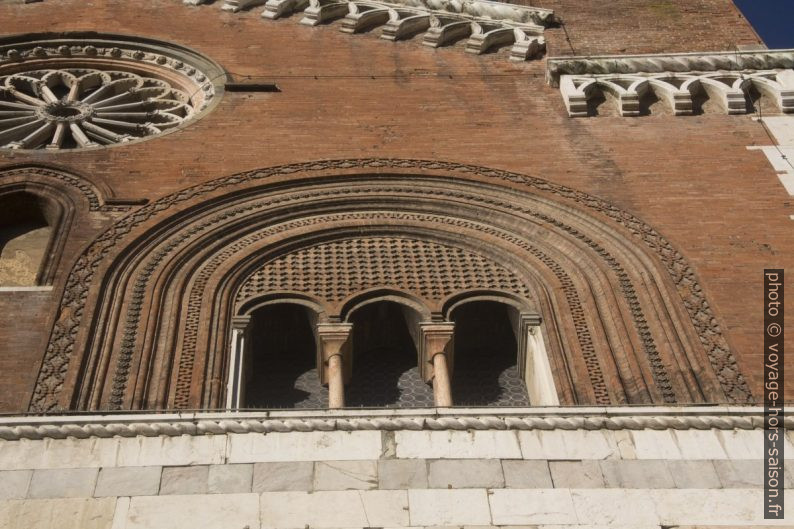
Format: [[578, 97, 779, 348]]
[[548, 50, 794, 117]]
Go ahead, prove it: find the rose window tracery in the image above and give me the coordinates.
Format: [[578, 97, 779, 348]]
[[0, 69, 195, 149], [0, 33, 225, 151]]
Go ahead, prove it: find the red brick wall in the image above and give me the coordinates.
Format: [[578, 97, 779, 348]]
[[0, 0, 789, 410]]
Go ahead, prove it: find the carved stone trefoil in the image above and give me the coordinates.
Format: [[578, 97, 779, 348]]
[[548, 50, 794, 118]]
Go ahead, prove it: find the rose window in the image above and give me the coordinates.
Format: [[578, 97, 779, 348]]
[[0, 34, 225, 151], [0, 69, 196, 149]]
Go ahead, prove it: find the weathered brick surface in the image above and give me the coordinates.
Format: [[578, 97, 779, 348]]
[[0, 0, 789, 411]]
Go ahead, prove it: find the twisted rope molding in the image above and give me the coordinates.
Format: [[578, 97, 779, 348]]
[[0, 414, 784, 440]]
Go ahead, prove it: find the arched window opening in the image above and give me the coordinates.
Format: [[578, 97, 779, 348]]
[[450, 301, 530, 406], [346, 301, 434, 407], [0, 192, 56, 287], [242, 303, 326, 409]]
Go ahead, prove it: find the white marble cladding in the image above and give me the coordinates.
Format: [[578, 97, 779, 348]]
[[0, 408, 793, 527], [548, 49, 794, 117], [183, 0, 550, 62]]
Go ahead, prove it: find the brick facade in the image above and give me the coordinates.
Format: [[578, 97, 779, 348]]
[[0, 0, 791, 411]]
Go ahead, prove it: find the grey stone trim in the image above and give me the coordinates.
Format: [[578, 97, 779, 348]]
[[28, 468, 98, 498], [207, 464, 253, 493], [313, 461, 378, 490], [548, 461, 603, 488], [252, 462, 314, 492], [547, 49, 794, 86], [160, 466, 209, 495], [428, 459, 504, 488], [0, 407, 782, 441], [0, 470, 32, 499], [666, 460, 722, 489], [378, 459, 428, 489], [503, 460, 553, 488], [713, 459, 764, 488], [94, 466, 162, 497], [600, 460, 675, 489]]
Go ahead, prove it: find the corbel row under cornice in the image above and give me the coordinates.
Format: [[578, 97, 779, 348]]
[[183, 0, 555, 62], [547, 49, 794, 117]]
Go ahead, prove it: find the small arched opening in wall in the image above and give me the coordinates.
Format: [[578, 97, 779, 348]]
[[0, 187, 66, 287], [343, 294, 434, 408], [229, 294, 327, 409], [443, 291, 559, 407]]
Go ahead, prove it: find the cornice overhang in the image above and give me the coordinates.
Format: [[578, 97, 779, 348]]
[[547, 49, 794, 117], [183, 0, 555, 62], [0, 406, 783, 440]]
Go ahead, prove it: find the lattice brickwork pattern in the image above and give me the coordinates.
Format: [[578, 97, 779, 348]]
[[236, 237, 532, 304]]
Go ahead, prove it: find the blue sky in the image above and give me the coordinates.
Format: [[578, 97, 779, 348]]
[[734, 0, 794, 49]]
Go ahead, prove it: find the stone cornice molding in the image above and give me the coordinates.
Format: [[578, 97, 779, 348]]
[[183, 0, 552, 62], [547, 49, 794, 87], [548, 50, 794, 117], [209, 0, 555, 25], [0, 407, 782, 440]]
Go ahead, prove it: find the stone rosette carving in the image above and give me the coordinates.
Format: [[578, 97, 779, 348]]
[[547, 50, 794, 117], [0, 33, 227, 150]]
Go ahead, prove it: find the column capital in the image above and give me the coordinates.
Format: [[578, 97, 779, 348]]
[[316, 323, 353, 360], [419, 321, 455, 382], [231, 314, 252, 331], [316, 323, 353, 408]]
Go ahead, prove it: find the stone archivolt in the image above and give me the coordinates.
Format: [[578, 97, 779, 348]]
[[184, 0, 551, 62], [0, 33, 226, 150], [548, 50, 794, 118], [21, 160, 752, 413]]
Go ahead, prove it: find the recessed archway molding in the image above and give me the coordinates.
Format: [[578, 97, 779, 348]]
[[26, 159, 752, 413]]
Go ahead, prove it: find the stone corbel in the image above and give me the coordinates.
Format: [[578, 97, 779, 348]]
[[340, 3, 391, 34], [381, 9, 431, 41], [316, 323, 353, 408], [301, 0, 351, 26], [419, 322, 455, 407], [422, 15, 472, 48], [263, 0, 310, 19], [222, 0, 268, 11], [509, 30, 545, 62], [464, 21, 515, 55]]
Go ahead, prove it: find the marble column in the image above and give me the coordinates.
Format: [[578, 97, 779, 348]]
[[420, 322, 455, 407], [316, 323, 353, 409]]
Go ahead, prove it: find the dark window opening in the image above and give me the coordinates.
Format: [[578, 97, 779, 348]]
[[451, 301, 529, 406], [346, 301, 434, 407], [0, 192, 55, 287], [244, 304, 326, 409]]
